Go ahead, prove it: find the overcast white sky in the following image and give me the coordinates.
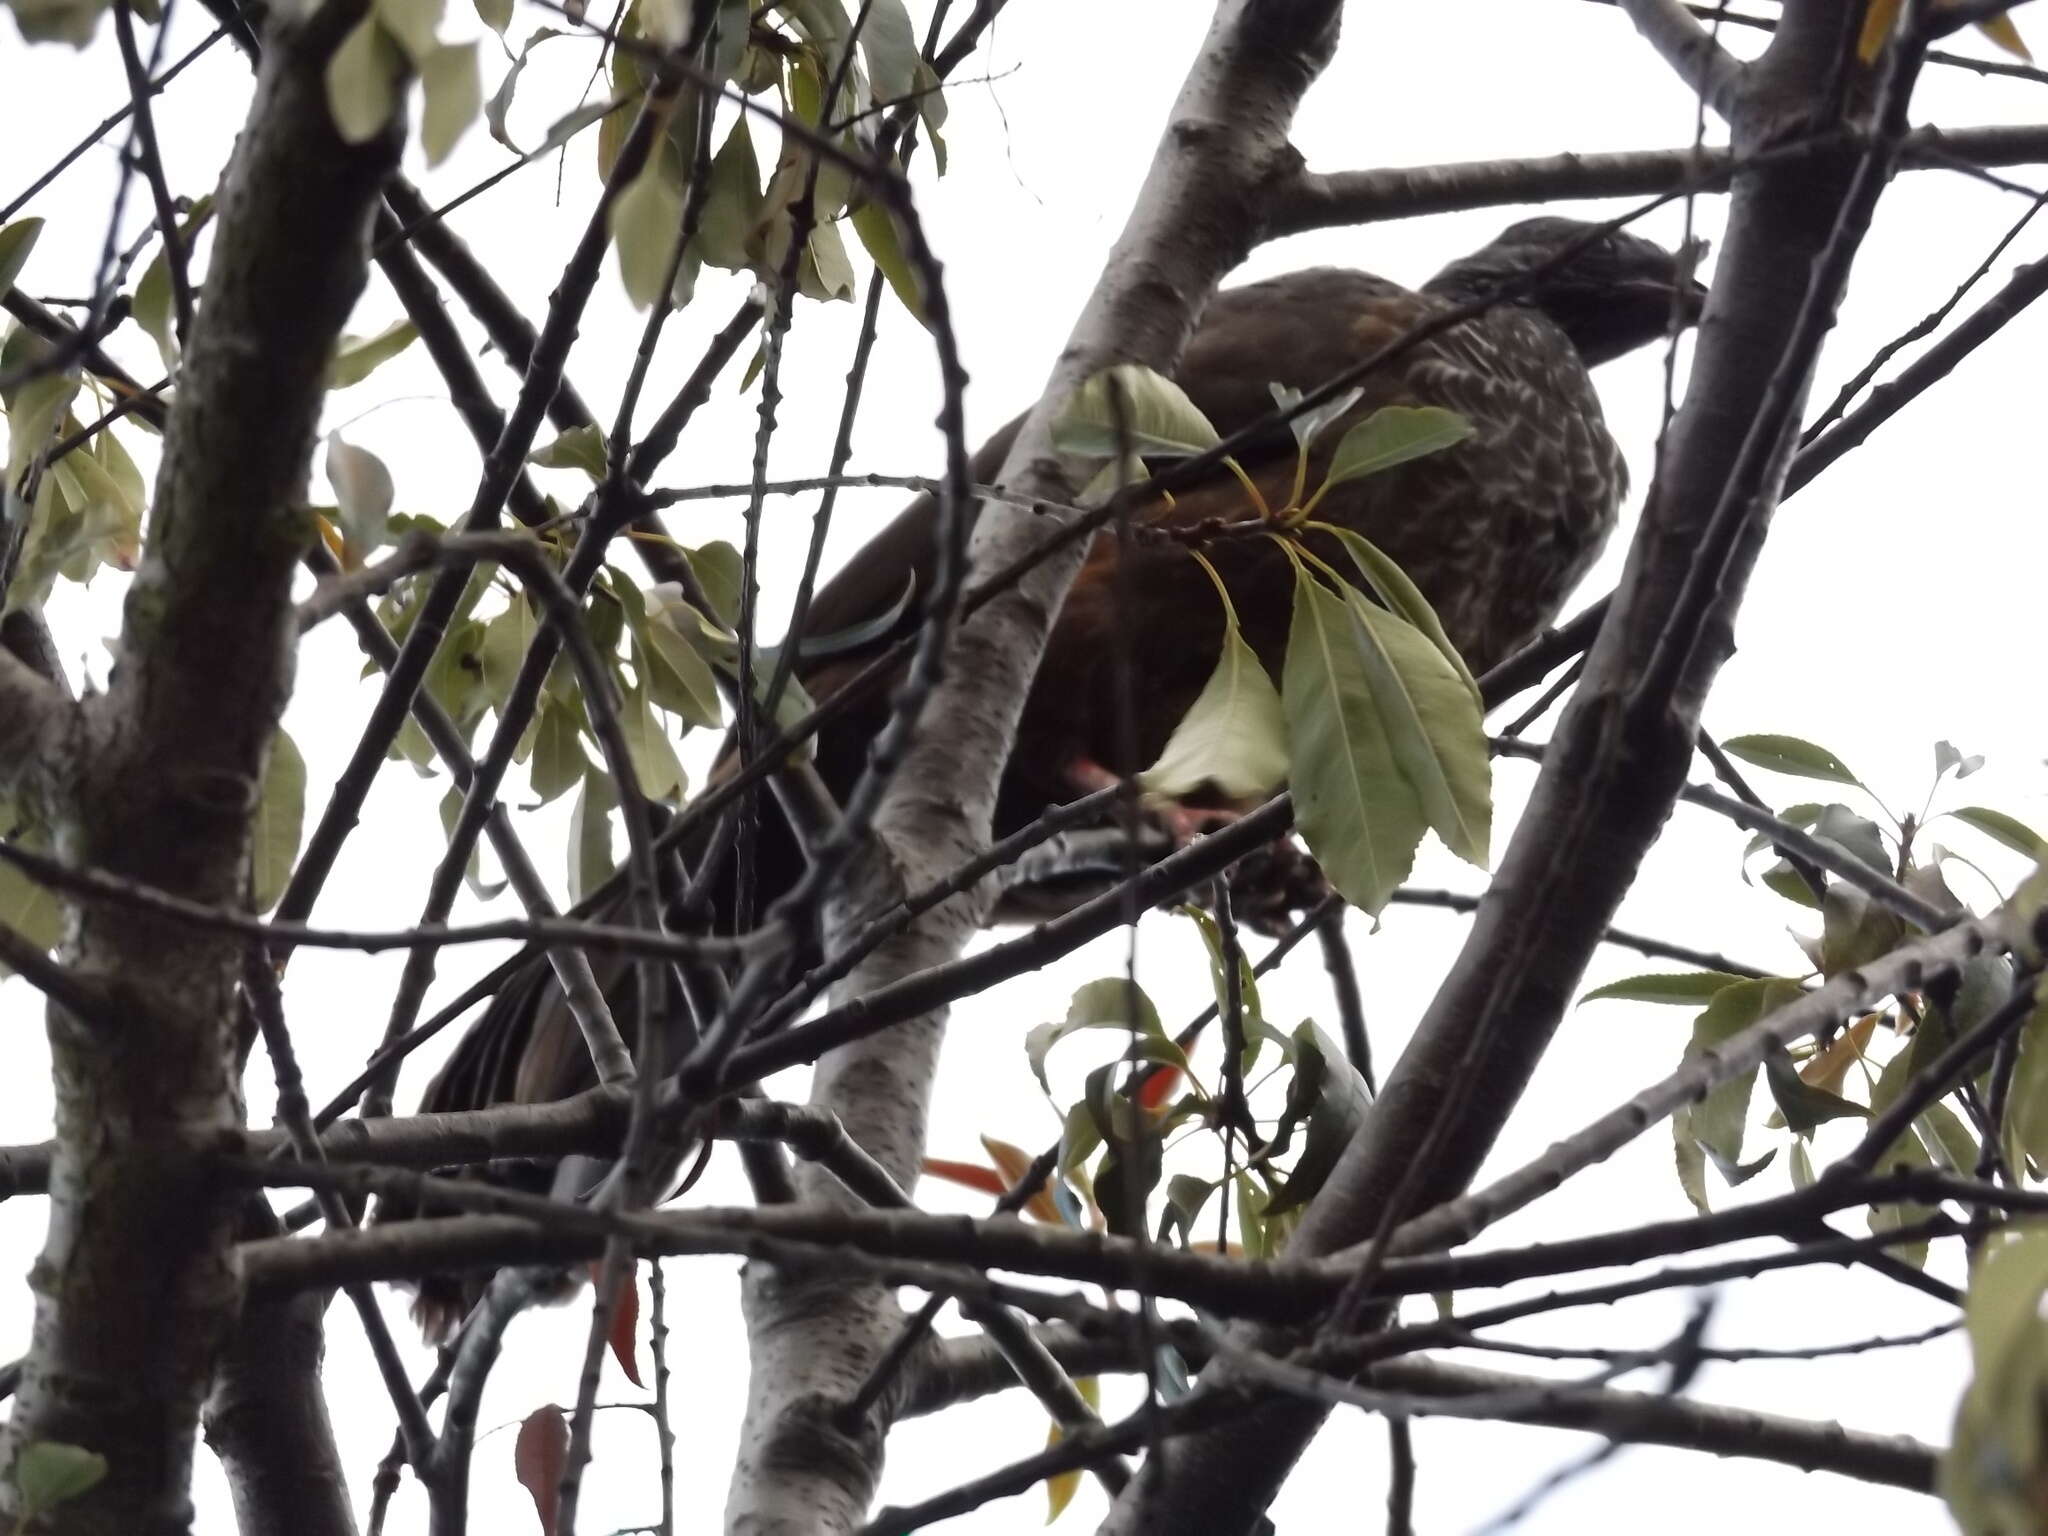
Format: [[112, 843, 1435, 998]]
[[5, 0, 2048, 1531]]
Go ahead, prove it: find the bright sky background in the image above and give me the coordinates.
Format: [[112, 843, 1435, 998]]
[[5, 1, 2048, 1531]]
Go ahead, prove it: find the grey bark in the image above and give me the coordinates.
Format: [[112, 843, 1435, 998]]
[[0, 1, 400, 1529], [1102, 3, 1914, 1530], [720, 2, 1347, 1530]]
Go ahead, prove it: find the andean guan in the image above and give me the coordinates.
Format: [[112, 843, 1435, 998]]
[[394, 217, 1708, 1338]]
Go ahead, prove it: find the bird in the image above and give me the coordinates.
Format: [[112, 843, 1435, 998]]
[[392, 216, 1708, 1339]]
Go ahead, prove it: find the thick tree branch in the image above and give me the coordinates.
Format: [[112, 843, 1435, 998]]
[[0, 1, 403, 1529], [1105, 5, 1925, 1529], [1618, 0, 1747, 116]]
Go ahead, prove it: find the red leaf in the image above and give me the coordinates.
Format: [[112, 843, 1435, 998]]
[[922, 1156, 1008, 1197], [602, 1260, 643, 1387], [514, 1403, 568, 1536], [1135, 1063, 1183, 1112]]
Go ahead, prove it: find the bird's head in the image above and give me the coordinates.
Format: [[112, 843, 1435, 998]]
[[1424, 216, 1710, 369]]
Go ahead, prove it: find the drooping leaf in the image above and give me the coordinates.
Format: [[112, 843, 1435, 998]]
[[1264, 1022, 1370, 1215], [324, 433, 394, 567], [1761, 1042, 1867, 1135], [328, 318, 419, 390], [1336, 585, 1490, 868], [1682, 977, 1806, 1175], [696, 118, 764, 271], [1050, 364, 1220, 459], [850, 199, 926, 327], [325, 15, 405, 145], [1315, 405, 1472, 494], [0, 219, 44, 298], [1322, 525, 1477, 699], [981, 1134, 1063, 1223], [249, 728, 306, 913], [617, 675, 685, 802], [610, 159, 685, 310], [1137, 613, 1287, 802], [1282, 568, 1422, 914], [1953, 805, 2048, 863], [1043, 1373, 1102, 1522], [597, 1259, 642, 1386], [567, 767, 616, 902], [514, 1404, 568, 1536], [419, 42, 482, 164], [1582, 971, 1750, 1007], [626, 593, 723, 730], [1720, 733, 1861, 787]]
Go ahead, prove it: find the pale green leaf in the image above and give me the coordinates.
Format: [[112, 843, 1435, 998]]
[[1720, 733, 1861, 787], [3, 0, 107, 46], [372, 0, 442, 61], [472, 0, 509, 33], [1581, 971, 1751, 1006], [0, 219, 45, 299], [568, 767, 616, 902], [327, 319, 418, 390], [1138, 616, 1287, 801], [1282, 568, 1422, 914], [419, 42, 481, 164], [248, 728, 305, 913], [617, 675, 685, 801], [799, 219, 856, 302], [324, 433, 393, 566], [849, 199, 925, 327], [14, 1442, 107, 1518], [1954, 805, 2048, 862], [1323, 525, 1477, 699], [695, 117, 762, 271], [1268, 381, 1363, 453], [325, 16, 404, 145], [609, 159, 683, 310], [529, 695, 587, 804], [1317, 405, 1472, 492], [1051, 364, 1221, 459], [530, 424, 608, 479], [1339, 587, 1491, 868]]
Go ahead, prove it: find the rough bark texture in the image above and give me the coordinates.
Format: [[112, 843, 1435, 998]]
[[203, 1204, 356, 1536], [0, 5, 400, 1530], [721, 2, 1346, 1530], [1102, 3, 1897, 1530]]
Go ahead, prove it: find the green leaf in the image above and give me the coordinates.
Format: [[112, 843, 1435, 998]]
[[1864, 1124, 1935, 1269], [850, 199, 926, 327], [1050, 364, 1221, 459], [682, 542, 742, 627], [249, 728, 306, 914], [0, 219, 43, 297], [1721, 733, 1861, 787], [1322, 526, 1477, 699], [798, 218, 856, 302], [328, 319, 418, 390], [1268, 381, 1363, 453], [1282, 568, 1421, 914], [530, 424, 609, 479], [373, 0, 443, 60], [1337, 585, 1490, 868], [1316, 405, 1472, 492], [860, 0, 920, 103], [617, 674, 685, 802], [1024, 978, 1165, 1096], [1936, 739, 1985, 782], [14, 1441, 107, 1517], [529, 695, 588, 805], [1820, 883, 1906, 978], [630, 609, 722, 730], [1265, 1023, 1370, 1215], [610, 159, 684, 310], [479, 593, 541, 710], [1761, 1042, 1867, 1134], [324, 433, 394, 567], [472, 0, 510, 32], [484, 28, 561, 148], [1684, 977, 1805, 1173], [1672, 1104, 1711, 1213], [1582, 971, 1751, 1006], [696, 118, 763, 271], [419, 42, 482, 164], [1953, 805, 2048, 862], [567, 766, 616, 902], [1811, 803, 1891, 874], [325, 15, 404, 145], [1138, 614, 1287, 801]]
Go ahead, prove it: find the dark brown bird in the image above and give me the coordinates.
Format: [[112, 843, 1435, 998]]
[[398, 217, 1706, 1338]]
